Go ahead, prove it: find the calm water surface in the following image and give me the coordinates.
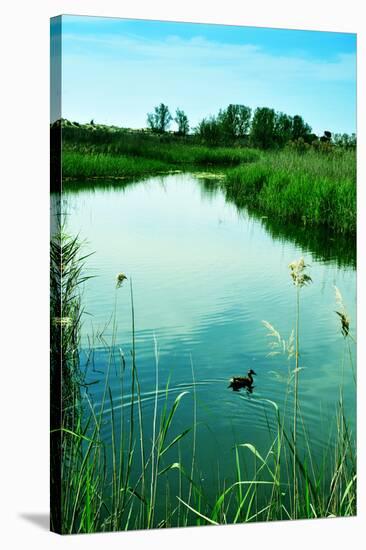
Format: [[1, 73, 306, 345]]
[[65, 173, 356, 508]]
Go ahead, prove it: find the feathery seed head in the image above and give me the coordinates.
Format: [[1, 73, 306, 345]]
[[288, 257, 312, 288]]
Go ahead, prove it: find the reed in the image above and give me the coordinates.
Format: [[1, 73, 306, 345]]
[[50, 229, 94, 532], [62, 124, 260, 169], [224, 149, 356, 234], [62, 151, 175, 180]]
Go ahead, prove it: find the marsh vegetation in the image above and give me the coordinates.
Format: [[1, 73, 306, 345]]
[[51, 102, 356, 532]]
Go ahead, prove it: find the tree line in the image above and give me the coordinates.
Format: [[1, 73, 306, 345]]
[[146, 103, 356, 149]]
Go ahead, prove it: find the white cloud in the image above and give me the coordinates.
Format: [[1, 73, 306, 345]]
[[63, 32, 356, 82]]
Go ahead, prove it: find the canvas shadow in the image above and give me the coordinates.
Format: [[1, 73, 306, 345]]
[[19, 513, 50, 531]]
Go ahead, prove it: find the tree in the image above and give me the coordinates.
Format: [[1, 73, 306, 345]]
[[147, 103, 172, 133], [332, 133, 356, 149], [218, 104, 251, 140], [250, 107, 276, 148], [175, 108, 189, 135], [274, 112, 293, 146], [195, 116, 221, 145], [320, 130, 332, 143], [292, 115, 312, 141]]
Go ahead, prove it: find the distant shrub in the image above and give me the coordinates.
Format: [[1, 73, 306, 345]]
[[287, 138, 311, 154]]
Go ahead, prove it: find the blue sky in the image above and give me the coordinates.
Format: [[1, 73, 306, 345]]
[[54, 15, 356, 134]]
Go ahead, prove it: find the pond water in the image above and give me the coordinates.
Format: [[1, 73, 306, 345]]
[[64, 173, 356, 519]]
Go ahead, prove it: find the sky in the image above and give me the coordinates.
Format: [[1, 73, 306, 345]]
[[52, 15, 357, 135]]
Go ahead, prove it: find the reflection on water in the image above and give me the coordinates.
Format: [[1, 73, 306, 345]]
[[199, 175, 356, 268], [64, 173, 356, 515], [66, 175, 356, 269]]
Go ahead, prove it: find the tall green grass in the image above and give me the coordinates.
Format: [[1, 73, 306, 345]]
[[62, 125, 260, 167], [62, 152, 176, 180], [50, 230, 93, 532], [62, 126, 260, 180], [62, 147, 259, 180], [224, 149, 356, 234], [51, 236, 356, 533]]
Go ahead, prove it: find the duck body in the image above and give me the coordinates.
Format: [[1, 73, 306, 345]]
[[228, 369, 256, 391]]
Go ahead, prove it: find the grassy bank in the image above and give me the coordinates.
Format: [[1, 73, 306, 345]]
[[51, 236, 356, 533], [62, 147, 259, 180], [62, 124, 259, 180], [224, 149, 356, 235], [62, 124, 260, 167], [63, 151, 178, 180]]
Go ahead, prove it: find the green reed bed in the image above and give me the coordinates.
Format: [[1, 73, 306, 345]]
[[224, 149, 356, 234], [62, 146, 259, 180], [52, 234, 356, 533], [62, 126, 260, 180], [62, 151, 177, 180], [62, 125, 259, 164], [64, 141, 259, 168]]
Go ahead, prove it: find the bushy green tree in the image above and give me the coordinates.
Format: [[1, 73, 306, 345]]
[[332, 133, 357, 149], [147, 103, 172, 133], [175, 108, 189, 135], [250, 107, 276, 148], [274, 112, 293, 146], [291, 115, 312, 141], [195, 116, 222, 144], [218, 104, 251, 140]]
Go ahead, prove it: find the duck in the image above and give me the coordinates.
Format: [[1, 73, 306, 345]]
[[228, 369, 256, 391]]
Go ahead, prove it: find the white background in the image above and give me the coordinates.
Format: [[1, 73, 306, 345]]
[[0, 0, 365, 548]]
